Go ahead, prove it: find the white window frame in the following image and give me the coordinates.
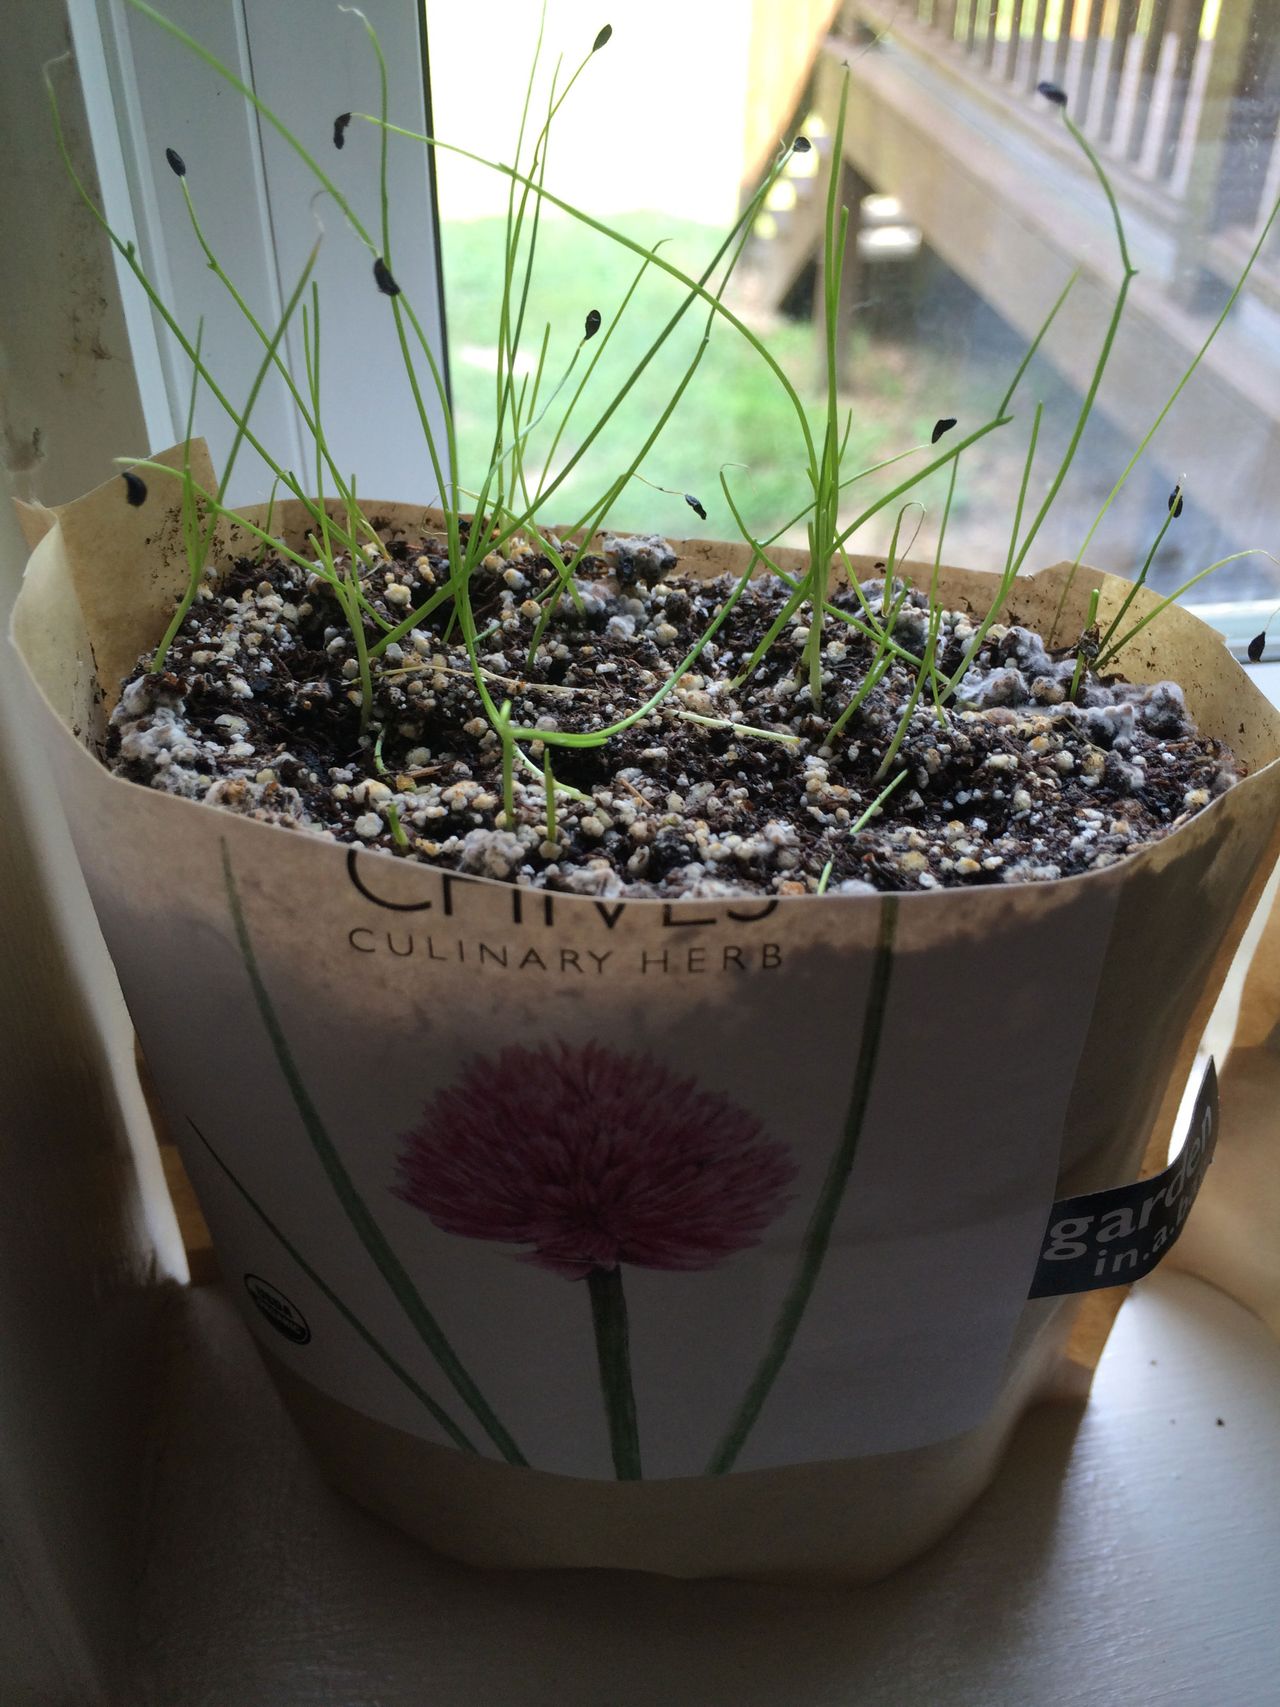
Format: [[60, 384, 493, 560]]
[[68, 0, 451, 508]]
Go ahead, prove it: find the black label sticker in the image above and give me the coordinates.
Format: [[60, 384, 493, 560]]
[[1028, 1059, 1218, 1298], [244, 1274, 312, 1344]]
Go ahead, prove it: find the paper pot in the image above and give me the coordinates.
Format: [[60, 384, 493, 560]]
[[11, 447, 1280, 1584]]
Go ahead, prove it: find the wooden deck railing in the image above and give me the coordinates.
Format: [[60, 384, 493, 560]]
[[877, 0, 1280, 297], [738, 0, 1280, 552]]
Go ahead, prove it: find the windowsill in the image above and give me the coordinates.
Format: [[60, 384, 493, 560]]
[[1248, 660, 1280, 708], [126, 1269, 1279, 1703]]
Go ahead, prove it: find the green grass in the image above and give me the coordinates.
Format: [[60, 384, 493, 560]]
[[439, 213, 927, 545]]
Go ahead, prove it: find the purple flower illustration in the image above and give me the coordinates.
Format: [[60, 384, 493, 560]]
[[392, 1041, 796, 1479], [393, 1041, 796, 1276]]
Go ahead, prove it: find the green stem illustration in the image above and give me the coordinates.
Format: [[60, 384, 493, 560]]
[[188, 1118, 479, 1454], [221, 841, 527, 1466], [587, 1265, 641, 1480], [707, 898, 899, 1475]]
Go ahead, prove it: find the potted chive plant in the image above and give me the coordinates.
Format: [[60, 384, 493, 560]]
[[10, 1, 1280, 1582]]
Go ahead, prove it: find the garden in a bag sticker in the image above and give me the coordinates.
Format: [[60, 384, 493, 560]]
[[1028, 1058, 1219, 1297]]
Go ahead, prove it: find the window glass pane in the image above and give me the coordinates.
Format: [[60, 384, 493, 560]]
[[430, 0, 1280, 641]]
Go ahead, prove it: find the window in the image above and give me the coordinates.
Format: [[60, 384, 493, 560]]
[[428, 0, 1280, 655], [54, 0, 1280, 657]]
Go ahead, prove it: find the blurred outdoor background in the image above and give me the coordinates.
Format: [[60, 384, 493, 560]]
[[427, 0, 1280, 624]]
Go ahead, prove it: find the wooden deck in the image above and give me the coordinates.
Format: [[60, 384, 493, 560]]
[[744, 0, 1280, 555]]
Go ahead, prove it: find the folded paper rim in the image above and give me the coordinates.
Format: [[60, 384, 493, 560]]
[[11, 440, 1280, 914]]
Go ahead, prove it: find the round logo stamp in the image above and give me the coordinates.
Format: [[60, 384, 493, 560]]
[[243, 1274, 311, 1344]]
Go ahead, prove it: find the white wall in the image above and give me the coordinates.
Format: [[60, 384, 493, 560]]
[[0, 9, 182, 1698]]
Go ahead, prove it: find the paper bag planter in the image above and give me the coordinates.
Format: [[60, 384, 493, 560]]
[[11, 451, 1280, 1583]]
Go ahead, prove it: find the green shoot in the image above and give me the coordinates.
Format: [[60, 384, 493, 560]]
[[673, 710, 800, 746], [531, 247, 666, 511], [716, 471, 924, 674], [1005, 127, 1133, 583], [875, 636, 931, 780], [925, 457, 959, 721], [151, 231, 319, 673], [151, 317, 206, 674], [937, 103, 1135, 702], [1097, 550, 1280, 671], [372, 724, 414, 849], [518, 743, 591, 803], [1059, 188, 1280, 638], [828, 582, 912, 743], [801, 73, 854, 708], [1069, 587, 1101, 701], [543, 748, 557, 845], [1001, 403, 1043, 584], [255, 474, 283, 564], [508, 554, 762, 755], [45, 54, 355, 559], [301, 287, 376, 730], [1094, 485, 1182, 662], [114, 461, 339, 588], [384, 801, 409, 850], [850, 767, 910, 835], [171, 161, 382, 563], [941, 403, 1044, 699], [496, 700, 517, 827], [826, 654, 893, 745]]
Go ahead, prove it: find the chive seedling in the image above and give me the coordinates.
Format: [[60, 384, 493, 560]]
[[1096, 550, 1280, 672], [495, 700, 517, 828], [78, 4, 1280, 881], [372, 730, 409, 851], [1069, 588, 1101, 702], [543, 747, 558, 845], [1056, 181, 1280, 642], [1090, 485, 1183, 669], [145, 228, 319, 675]]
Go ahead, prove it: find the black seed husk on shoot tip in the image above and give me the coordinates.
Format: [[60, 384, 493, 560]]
[[931, 417, 957, 444], [1249, 632, 1267, 662], [373, 256, 400, 296], [593, 23, 612, 50], [1168, 487, 1184, 517], [122, 471, 147, 507], [685, 494, 707, 521], [584, 308, 602, 339], [333, 112, 352, 150], [793, 135, 811, 153], [1037, 81, 1068, 106], [164, 146, 186, 177]]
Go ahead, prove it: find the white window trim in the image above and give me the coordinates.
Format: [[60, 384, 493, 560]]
[[69, 0, 450, 508], [1181, 598, 1280, 665]]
